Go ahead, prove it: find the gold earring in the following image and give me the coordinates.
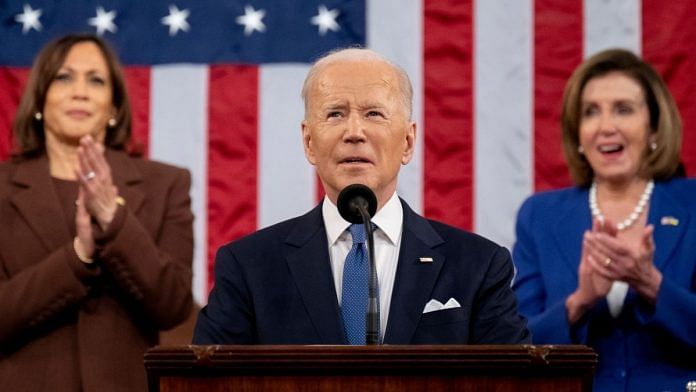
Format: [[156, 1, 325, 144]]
[[34, 112, 43, 121], [108, 118, 117, 127]]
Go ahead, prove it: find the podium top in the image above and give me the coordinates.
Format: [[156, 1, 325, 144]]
[[145, 344, 597, 373]]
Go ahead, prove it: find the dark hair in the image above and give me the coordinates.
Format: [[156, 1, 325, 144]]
[[560, 48, 682, 186], [12, 33, 132, 158]]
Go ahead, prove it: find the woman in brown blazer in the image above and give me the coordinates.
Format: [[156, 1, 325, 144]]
[[0, 34, 193, 391]]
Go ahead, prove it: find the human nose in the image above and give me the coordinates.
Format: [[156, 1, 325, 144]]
[[343, 113, 366, 142], [71, 76, 89, 99], [597, 111, 617, 134]]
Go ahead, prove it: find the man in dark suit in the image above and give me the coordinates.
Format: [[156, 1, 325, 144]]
[[193, 48, 530, 345]]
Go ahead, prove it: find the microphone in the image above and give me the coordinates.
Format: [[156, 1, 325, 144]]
[[337, 184, 380, 345]]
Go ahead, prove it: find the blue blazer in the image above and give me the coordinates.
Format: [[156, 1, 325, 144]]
[[194, 199, 530, 345], [513, 178, 696, 392]]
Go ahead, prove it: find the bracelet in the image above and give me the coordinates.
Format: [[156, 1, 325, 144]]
[[73, 237, 94, 264]]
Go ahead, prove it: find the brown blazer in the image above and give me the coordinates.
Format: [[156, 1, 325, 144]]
[[0, 150, 193, 392]]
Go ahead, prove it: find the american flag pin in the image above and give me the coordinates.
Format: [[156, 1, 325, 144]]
[[419, 257, 434, 263], [660, 216, 679, 226]]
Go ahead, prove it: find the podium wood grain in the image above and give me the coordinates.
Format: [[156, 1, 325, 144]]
[[145, 345, 597, 392]]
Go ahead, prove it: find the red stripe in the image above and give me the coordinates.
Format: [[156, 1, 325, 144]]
[[0, 68, 30, 160], [642, 1, 696, 176], [423, 0, 474, 230], [207, 65, 258, 290], [533, 1, 582, 191], [123, 67, 150, 157]]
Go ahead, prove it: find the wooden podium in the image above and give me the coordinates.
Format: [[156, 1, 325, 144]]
[[145, 345, 596, 391]]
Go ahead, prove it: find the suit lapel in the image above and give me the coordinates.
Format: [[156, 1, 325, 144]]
[[106, 150, 145, 214], [648, 182, 689, 270], [383, 200, 445, 344], [9, 156, 72, 251], [551, 188, 591, 278], [285, 204, 345, 344]]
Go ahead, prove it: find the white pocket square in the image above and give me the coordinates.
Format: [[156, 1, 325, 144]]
[[422, 298, 461, 314]]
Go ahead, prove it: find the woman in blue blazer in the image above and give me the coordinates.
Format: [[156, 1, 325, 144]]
[[513, 49, 696, 392]]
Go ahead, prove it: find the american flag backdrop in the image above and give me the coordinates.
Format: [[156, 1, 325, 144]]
[[1, 1, 695, 305]]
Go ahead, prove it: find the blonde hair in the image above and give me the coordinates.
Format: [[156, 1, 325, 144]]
[[561, 48, 682, 186]]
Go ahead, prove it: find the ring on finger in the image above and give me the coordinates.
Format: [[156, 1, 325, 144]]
[[86, 171, 96, 181], [604, 257, 612, 267]]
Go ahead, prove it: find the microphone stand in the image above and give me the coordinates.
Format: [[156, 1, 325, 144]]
[[356, 206, 379, 345]]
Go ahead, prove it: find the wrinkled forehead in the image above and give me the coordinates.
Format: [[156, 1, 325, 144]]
[[310, 61, 401, 104]]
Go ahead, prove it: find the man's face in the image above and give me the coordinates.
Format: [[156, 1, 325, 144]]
[[301, 60, 416, 208]]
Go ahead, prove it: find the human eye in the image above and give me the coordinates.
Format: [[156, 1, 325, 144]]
[[615, 104, 634, 115], [89, 75, 107, 86], [327, 110, 343, 119], [53, 72, 72, 82], [366, 110, 386, 119], [581, 105, 598, 117]]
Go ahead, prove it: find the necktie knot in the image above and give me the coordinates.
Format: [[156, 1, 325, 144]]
[[349, 223, 366, 245]]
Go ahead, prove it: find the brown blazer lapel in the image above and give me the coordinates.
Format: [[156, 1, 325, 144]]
[[105, 150, 145, 214], [9, 156, 72, 251]]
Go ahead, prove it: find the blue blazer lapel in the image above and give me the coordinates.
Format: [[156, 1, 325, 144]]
[[648, 182, 689, 270], [285, 204, 346, 344], [551, 188, 592, 278], [383, 200, 445, 344]]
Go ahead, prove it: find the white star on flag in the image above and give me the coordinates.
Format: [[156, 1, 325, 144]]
[[88, 7, 118, 36], [236, 5, 266, 36], [310, 5, 340, 36], [161, 5, 190, 36], [15, 4, 42, 34]]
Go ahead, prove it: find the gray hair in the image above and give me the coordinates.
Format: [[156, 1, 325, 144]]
[[301, 48, 414, 119]]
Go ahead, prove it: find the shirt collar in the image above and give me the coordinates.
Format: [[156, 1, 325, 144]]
[[322, 191, 403, 246]]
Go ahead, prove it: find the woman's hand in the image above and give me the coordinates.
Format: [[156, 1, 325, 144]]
[[74, 135, 119, 231], [74, 187, 95, 263], [566, 219, 614, 323], [586, 224, 662, 303]]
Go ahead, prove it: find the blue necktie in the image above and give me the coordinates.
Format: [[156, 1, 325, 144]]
[[341, 224, 369, 345]]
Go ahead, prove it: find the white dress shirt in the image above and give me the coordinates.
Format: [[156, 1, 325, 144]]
[[322, 192, 403, 340]]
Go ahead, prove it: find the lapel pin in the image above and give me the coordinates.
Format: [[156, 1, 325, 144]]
[[419, 257, 433, 263], [660, 216, 679, 226]]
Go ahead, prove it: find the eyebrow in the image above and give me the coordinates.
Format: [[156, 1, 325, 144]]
[[58, 65, 107, 76]]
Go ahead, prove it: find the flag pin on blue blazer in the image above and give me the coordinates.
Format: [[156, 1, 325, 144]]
[[660, 216, 679, 226], [419, 257, 434, 263]]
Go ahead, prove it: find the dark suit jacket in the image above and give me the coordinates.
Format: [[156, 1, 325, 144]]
[[194, 199, 530, 345], [513, 179, 696, 392], [0, 150, 194, 392]]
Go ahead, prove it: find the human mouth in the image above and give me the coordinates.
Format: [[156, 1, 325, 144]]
[[66, 109, 91, 119], [597, 143, 624, 155], [339, 156, 373, 166]]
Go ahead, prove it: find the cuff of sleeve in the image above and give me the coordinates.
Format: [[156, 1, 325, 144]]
[[64, 243, 101, 279], [634, 280, 664, 325], [93, 204, 127, 245]]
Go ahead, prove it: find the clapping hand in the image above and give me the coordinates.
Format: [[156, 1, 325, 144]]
[[585, 220, 662, 303], [75, 135, 119, 231], [72, 135, 120, 263]]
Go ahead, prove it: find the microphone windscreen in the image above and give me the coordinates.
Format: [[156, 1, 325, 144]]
[[337, 184, 377, 223]]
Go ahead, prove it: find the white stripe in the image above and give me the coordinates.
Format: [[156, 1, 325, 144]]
[[474, 0, 533, 249], [584, 0, 642, 57], [367, 0, 424, 213], [258, 65, 316, 228], [150, 65, 209, 305]]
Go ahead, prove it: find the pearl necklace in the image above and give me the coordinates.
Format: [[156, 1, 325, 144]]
[[589, 179, 654, 231]]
